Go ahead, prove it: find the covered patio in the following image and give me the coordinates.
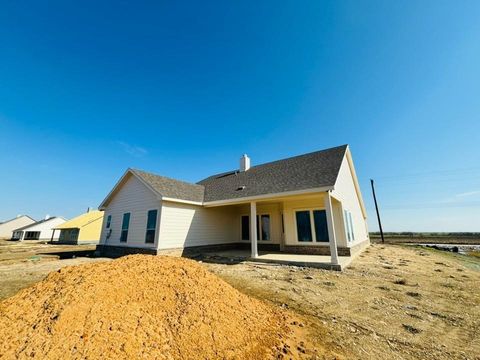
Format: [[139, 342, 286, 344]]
[[202, 248, 353, 271], [199, 189, 367, 270]]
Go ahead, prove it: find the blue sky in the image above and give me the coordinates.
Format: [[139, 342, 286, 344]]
[[1, 1, 479, 231]]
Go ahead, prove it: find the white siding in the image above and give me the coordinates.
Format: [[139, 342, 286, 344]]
[[331, 155, 369, 246], [99, 175, 161, 249], [158, 201, 237, 250], [18, 217, 66, 241], [0, 216, 35, 239]]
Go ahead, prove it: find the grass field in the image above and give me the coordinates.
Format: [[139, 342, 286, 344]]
[[370, 232, 480, 245]]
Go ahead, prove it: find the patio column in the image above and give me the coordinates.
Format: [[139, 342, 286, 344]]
[[250, 202, 258, 258], [324, 191, 339, 265]]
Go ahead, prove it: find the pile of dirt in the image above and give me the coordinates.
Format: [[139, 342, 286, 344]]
[[0, 255, 293, 359]]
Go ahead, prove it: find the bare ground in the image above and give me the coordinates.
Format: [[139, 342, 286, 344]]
[[0, 239, 109, 300], [203, 245, 480, 360], [0, 239, 479, 359]]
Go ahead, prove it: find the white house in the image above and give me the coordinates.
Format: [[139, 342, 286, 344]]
[[0, 215, 36, 239], [13, 216, 67, 241], [97, 145, 369, 268]]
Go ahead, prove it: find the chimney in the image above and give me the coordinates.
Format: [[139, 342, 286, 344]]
[[240, 154, 251, 172], [87, 207, 91, 213]]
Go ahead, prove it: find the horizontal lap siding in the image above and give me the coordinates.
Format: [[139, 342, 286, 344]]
[[99, 175, 161, 249], [158, 201, 237, 250], [331, 156, 369, 246]]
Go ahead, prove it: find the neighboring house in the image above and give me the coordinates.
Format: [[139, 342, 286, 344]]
[[53, 209, 104, 244], [13, 216, 67, 241], [0, 215, 36, 239], [97, 145, 369, 265]]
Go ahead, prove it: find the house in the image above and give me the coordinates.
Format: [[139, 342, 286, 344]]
[[53, 209, 103, 244], [0, 215, 36, 239], [97, 145, 369, 267], [13, 216, 67, 241]]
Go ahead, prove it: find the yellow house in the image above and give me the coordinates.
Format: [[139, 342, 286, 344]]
[[54, 210, 104, 244]]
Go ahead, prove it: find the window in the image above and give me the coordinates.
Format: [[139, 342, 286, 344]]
[[296, 211, 313, 242], [24, 231, 40, 240], [241, 215, 250, 240], [295, 209, 330, 243], [241, 214, 270, 241], [348, 212, 355, 241], [120, 213, 130, 242], [344, 210, 355, 242], [260, 214, 270, 241], [106, 215, 111, 229], [344, 210, 351, 242], [313, 210, 329, 242], [145, 210, 158, 244]]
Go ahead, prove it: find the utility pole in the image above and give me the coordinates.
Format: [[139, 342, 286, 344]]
[[370, 179, 385, 244]]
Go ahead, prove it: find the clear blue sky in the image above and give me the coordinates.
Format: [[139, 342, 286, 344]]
[[1, 1, 479, 231]]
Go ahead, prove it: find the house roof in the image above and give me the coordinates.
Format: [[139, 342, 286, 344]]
[[54, 210, 104, 230], [13, 217, 66, 232], [132, 169, 205, 203], [0, 215, 36, 225], [198, 145, 348, 202], [104, 145, 348, 206]]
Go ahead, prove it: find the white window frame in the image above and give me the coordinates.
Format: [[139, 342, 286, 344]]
[[293, 207, 330, 246], [240, 213, 271, 241], [343, 209, 355, 243]]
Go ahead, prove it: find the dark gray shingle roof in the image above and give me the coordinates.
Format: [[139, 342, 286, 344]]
[[131, 145, 347, 203], [198, 145, 348, 202], [131, 169, 205, 203]]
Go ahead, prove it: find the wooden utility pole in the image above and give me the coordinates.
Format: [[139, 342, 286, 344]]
[[370, 179, 385, 244]]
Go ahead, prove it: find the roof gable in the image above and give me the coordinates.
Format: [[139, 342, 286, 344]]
[[99, 169, 205, 209], [0, 215, 36, 225]]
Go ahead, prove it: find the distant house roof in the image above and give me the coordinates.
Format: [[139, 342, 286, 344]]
[[13, 217, 65, 232], [1, 215, 36, 225], [198, 145, 348, 202], [54, 210, 104, 230]]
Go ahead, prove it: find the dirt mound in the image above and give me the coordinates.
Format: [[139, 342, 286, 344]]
[[0, 255, 292, 359]]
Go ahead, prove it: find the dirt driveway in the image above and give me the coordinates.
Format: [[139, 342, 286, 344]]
[[1, 239, 479, 359]]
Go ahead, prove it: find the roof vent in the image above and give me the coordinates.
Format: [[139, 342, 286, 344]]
[[45, 214, 50, 220], [240, 154, 250, 172], [236, 186, 246, 191]]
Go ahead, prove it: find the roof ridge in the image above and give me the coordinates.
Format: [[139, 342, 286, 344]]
[[131, 168, 205, 189], [0, 215, 36, 224], [198, 144, 348, 183]]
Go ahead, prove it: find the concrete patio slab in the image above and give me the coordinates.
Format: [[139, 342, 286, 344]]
[[202, 249, 353, 271]]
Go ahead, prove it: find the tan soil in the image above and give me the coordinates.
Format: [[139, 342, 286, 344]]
[[1, 239, 479, 359], [0, 255, 320, 360], [205, 245, 480, 360]]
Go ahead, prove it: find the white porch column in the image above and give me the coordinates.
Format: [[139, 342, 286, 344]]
[[250, 202, 258, 258], [324, 191, 339, 265]]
